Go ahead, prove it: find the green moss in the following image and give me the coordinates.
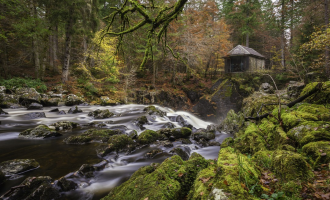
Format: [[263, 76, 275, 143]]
[[281, 180, 302, 198], [108, 134, 134, 153], [102, 156, 184, 200], [65, 129, 122, 144], [287, 121, 330, 146], [302, 141, 330, 167], [300, 81, 330, 104], [221, 137, 234, 149], [138, 130, 163, 144], [143, 106, 166, 117], [252, 150, 274, 170], [157, 127, 192, 139], [271, 150, 313, 182], [234, 124, 267, 154]]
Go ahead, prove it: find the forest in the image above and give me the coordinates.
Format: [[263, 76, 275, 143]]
[[1, 0, 330, 200]]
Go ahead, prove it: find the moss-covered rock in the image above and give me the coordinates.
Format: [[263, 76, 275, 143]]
[[157, 127, 192, 140], [50, 121, 78, 131], [68, 106, 82, 114], [102, 156, 184, 200], [143, 105, 166, 117], [19, 125, 61, 139], [252, 150, 274, 170], [107, 134, 135, 153], [170, 148, 189, 161], [188, 147, 260, 200], [299, 81, 330, 104], [287, 121, 330, 146], [271, 150, 313, 182], [137, 130, 163, 145], [193, 129, 216, 141], [234, 123, 267, 154], [242, 91, 290, 118], [0, 159, 39, 176], [220, 137, 234, 149], [217, 109, 245, 134], [302, 141, 330, 167], [57, 177, 78, 191], [64, 129, 122, 144], [135, 115, 148, 130], [88, 109, 114, 119], [65, 94, 84, 106]]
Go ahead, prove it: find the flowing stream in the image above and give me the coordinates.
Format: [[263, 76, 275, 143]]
[[0, 104, 231, 199]]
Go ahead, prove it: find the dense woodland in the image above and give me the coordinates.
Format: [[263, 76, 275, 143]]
[[0, 0, 330, 93]]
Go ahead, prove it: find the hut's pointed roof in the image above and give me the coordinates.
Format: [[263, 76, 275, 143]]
[[228, 45, 265, 58]]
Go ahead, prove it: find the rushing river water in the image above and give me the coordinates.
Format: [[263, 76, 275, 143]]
[[0, 104, 231, 200]]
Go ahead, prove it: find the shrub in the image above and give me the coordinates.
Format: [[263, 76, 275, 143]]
[[0, 77, 47, 93]]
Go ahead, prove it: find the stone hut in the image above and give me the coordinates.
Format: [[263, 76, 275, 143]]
[[223, 45, 265, 73]]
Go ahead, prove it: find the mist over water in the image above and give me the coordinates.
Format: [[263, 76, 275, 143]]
[[0, 104, 230, 199]]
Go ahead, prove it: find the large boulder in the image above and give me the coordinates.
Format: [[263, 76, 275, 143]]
[[65, 94, 84, 106], [16, 87, 41, 104], [56, 177, 78, 191], [192, 129, 215, 141], [41, 97, 62, 106], [135, 115, 148, 130], [143, 106, 166, 117], [0, 86, 5, 93], [19, 125, 61, 139], [302, 141, 330, 167], [0, 176, 60, 200], [175, 115, 193, 129], [88, 109, 114, 119], [0, 159, 39, 176], [49, 121, 78, 131], [97, 134, 135, 156], [27, 103, 43, 110], [299, 81, 330, 104], [157, 127, 192, 140], [25, 112, 46, 119], [0, 94, 19, 108], [68, 106, 82, 114]]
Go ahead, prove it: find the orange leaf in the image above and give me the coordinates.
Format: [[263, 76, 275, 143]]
[[178, 173, 183, 177], [200, 192, 204, 196], [224, 180, 229, 186], [144, 198, 148, 200]]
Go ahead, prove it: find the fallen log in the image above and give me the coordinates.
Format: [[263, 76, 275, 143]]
[[245, 83, 323, 121]]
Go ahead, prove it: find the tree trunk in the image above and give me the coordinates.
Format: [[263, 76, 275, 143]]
[[290, 0, 294, 48], [54, 25, 58, 72], [41, 57, 46, 80], [246, 0, 249, 47], [82, 35, 88, 63], [49, 34, 54, 70], [246, 33, 249, 47], [62, 6, 74, 83], [325, 0, 329, 78], [30, 0, 40, 79], [281, 0, 286, 70]]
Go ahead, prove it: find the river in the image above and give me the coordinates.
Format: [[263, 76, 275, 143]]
[[0, 104, 231, 199]]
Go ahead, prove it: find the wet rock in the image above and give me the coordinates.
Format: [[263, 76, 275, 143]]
[[287, 81, 305, 99], [138, 130, 163, 145], [65, 94, 84, 106], [127, 130, 137, 139], [41, 97, 62, 106], [0, 94, 19, 108], [145, 148, 163, 158], [176, 115, 193, 129], [100, 96, 117, 106], [27, 102, 43, 110], [161, 122, 175, 128], [85, 121, 107, 128], [50, 94, 62, 98], [97, 135, 135, 156], [259, 83, 274, 94], [50, 121, 78, 131], [68, 106, 82, 114], [0, 108, 8, 115], [208, 141, 221, 146], [58, 110, 66, 115], [16, 87, 41, 104], [143, 105, 166, 117], [170, 148, 189, 161], [0, 159, 39, 176], [181, 138, 192, 144], [57, 177, 78, 191], [64, 129, 122, 144], [0, 176, 60, 200], [49, 108, 59, 112], [93, 160, 108, 171], [9, 104, 24, 109], [25, 112, 46, 119], [163, 141, 174, 148], [19, 125, 61, 139], [135, 115, 148, 130], [192, 129, 215, 141], [158, 127, 192, 139], [78, 164, 95, 178], [88, 109, 114, 119], [0, 170, 5, 184]]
